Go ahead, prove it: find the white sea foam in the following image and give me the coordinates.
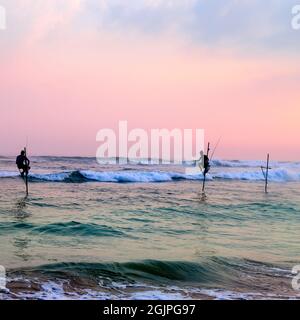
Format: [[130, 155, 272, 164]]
[[1, 167, 300, 183], [79, 170, 203, 182], [31, 172, 71, 182], [211, 159, 300, 168], [2, 278, 298, 300], [0, 171, 19, 178], [214, 168, 300, 182]]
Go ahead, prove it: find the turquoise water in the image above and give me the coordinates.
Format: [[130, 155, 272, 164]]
[[0, 157, 300, 299]]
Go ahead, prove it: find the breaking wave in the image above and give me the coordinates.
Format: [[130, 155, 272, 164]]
[[214, 168, 300, 182], [1, 168, 299, 183], [3, 257, 296, 300], [0, 170, 203, 183], [211, 159, 300, 168]]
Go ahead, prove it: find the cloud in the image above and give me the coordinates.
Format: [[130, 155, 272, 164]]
[[187, 0, 300, 52], [1, 0, 299, 53], [78, 0, 300, 52]]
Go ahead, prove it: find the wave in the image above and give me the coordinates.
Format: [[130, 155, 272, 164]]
[[0, 171, 19, 178], [214, 168, 300, 182], [211, 159, 300, 168], [4, 257, 295, 300], [79, 170, 203, 182], [1, 168, 300, 183], [0, 170, 204, 183], [211, 159, 264, 167], [9, 257, 289, 284], [79, 168, 300, 183], [0, 221, 126, 237], [11, 257, 292, 285], [2, 281, 294, 300]]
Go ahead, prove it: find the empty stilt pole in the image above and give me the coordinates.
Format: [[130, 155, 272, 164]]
[[261, 154, 271, 193], [265, 153, 270, 193]]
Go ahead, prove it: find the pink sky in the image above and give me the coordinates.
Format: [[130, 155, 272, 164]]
[[1, 1, 300, 160]]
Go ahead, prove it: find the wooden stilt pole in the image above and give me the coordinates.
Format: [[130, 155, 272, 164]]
[[202, 173, 206, 192], [202, 142, 210, 192], [265, 153, 270, 193], [261, 154, 271, 193], [24, 147, 29, 196]]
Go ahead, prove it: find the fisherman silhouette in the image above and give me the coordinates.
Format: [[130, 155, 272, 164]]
[[16, 150, 31, 178], [203, 154, 210, 175], [197, 151, 210, 174]]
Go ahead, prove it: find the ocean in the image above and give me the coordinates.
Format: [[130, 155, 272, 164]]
[[0, 156, 299, 300]]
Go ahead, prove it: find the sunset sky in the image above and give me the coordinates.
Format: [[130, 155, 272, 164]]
[[1, 0, 300, 160]]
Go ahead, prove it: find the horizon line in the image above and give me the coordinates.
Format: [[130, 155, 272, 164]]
[[0, 155, 299, 163]]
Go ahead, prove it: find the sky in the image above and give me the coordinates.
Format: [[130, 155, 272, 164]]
[[0, 0, 300, 160]]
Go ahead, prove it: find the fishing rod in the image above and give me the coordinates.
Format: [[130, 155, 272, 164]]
[[210, 136, 222, 161], [206, 142, 211, 158]]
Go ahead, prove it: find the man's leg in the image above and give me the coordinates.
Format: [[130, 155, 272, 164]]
[[24, 166, 29, 177], [20, 165, 29, 178]]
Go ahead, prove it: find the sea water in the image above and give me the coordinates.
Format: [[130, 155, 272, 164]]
[[0, 156, 299, 300]]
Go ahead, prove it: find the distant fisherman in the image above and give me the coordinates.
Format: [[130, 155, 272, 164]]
[[203, 154, 210, 175], [197, 151, 210, 174], [16, 150, 31, 178]]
